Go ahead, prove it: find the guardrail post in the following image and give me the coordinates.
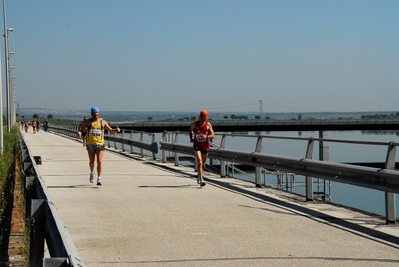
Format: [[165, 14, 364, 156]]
[[220, 134, 227, 177], [174, 132, 180, 166], [130, 131, 134, 154], [43, 258, 69, 266], [255, 136, 263, 188], [161, 131, 168, 162], [25, 176, 35, 219], [29, 199, 47, 266], [151, 134, 157, 160], [319, 131, 330, 161], [121, 130, 125, 151], [113, 132, 117, 149], [106, 132, 111, 148], [140, 132, 144, 156], [210, 138, 216, 166], [305, 137, 315, 201], [384, 141, 397, 224], [316, 131, 330, 201]]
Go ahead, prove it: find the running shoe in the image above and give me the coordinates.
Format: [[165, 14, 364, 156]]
[[97, 177, 102, 186], [89, 172, 95, 183], [200, 182, 206, 187]]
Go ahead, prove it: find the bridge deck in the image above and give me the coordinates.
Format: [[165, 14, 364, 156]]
[[21, 130, 399, 267]]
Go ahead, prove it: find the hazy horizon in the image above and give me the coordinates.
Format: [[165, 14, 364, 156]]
[[15, 106, 399, 114]]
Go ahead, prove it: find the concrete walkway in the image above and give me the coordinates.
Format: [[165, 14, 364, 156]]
[[21, 130, 399, 267]]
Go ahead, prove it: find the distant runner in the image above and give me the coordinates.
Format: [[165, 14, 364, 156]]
[[77, 117, 88, 146]]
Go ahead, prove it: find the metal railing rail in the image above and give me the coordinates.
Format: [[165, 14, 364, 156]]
[[20, 133, 86, 267], [48, 125, 158, 159], [160, 131, 399, 224], [118, 119, 399, 128]]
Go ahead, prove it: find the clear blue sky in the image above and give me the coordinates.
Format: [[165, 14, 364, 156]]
[[4, 0, 399, 113]]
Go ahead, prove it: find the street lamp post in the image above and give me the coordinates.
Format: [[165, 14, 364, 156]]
[[0, 0, 8, 153], [8, 50, 15, 125], [4, 27, 13, 131], [11, 76, 15, 124], [3, 0, 12, 132]]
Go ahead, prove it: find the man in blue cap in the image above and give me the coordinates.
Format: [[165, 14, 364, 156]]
[[77, 106, 120, 185]]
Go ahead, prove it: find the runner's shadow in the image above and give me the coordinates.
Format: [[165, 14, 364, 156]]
[[47, 185, 100, 189], [139, 185, 198, 188]]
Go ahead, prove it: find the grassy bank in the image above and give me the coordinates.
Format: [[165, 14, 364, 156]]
[[0, 125, 19, 223], [0, 125, 28, 262]]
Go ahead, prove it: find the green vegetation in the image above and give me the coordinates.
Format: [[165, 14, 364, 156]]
[[0, 125, 19, 215], [0, 125, 22, 251], [148, 112, 399, 123]]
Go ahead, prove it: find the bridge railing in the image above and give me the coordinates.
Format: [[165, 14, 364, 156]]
[[159, 131, 399, 224], [48, 125, 158, 159], [118, 118, 399, 128], [20, 133, 86, 267]]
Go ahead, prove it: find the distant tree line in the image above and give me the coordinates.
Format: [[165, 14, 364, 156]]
[[16, 113, 54, 120], [361, 113, 398, 119], [146, 112, 399, 122]]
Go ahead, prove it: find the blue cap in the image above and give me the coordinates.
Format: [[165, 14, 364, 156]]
[[91, 106, 100, 113]]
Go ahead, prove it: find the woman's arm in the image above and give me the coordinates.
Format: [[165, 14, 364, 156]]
[[207, 123, 215, 139]]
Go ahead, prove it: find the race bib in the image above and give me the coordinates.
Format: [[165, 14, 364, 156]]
[[195, 134, 206, 142], [91, 129, 101, 137]]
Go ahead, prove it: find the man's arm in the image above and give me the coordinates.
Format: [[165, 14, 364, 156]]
[[103, 120, 121, 134]]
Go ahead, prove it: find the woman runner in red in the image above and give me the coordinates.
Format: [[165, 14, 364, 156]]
[[189, 110, 215, 186]]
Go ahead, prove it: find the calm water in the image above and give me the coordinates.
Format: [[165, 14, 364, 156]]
[[148, 129, 399, 216]]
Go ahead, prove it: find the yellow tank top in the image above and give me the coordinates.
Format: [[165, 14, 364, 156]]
[[86, 119, 104, 145]]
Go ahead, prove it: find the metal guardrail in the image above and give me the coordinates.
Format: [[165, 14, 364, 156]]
[[159, 131, 399, 224], [20, 133, 86, 267], [118, 119, 399, 128], [48, 124, 158, 159]]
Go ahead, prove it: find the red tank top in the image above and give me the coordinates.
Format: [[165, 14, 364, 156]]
[[193, 121, 210, 149]]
